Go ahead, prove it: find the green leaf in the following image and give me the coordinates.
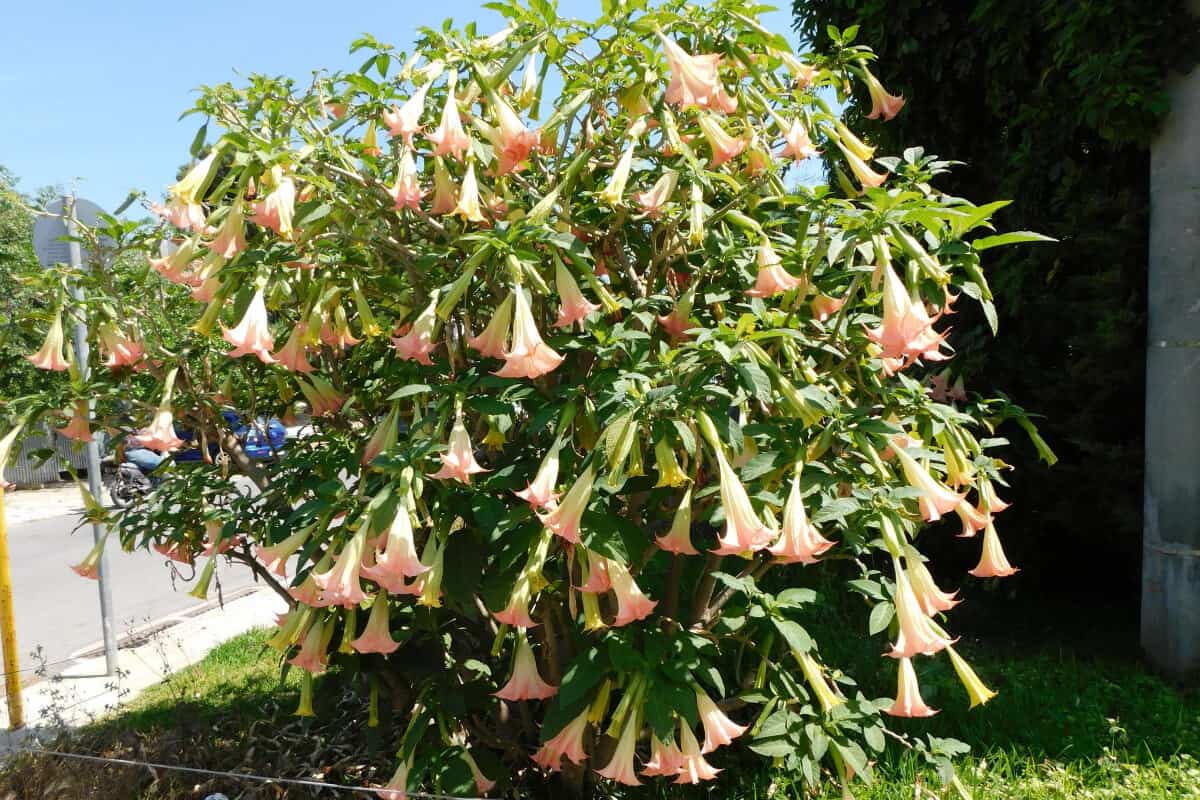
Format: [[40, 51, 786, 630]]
[[189, 122, 208, 158], [868, 602, 894, 636], [387, 384, 432, 400], [735, 361, 772, 404], [772, 618, 813, 654], [972, 231, 1056, 251]]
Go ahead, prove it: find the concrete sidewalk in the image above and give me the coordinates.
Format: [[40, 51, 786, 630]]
[[0, 587, 286, 750], [3, 484, 90, 527]]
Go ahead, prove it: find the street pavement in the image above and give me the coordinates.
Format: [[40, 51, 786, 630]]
[[7, 510, 259, 679]]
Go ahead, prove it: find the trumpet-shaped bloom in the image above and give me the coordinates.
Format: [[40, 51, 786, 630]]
[[514, 439, 560, 509], [138, 400, 185, 453], [954, 499, 990, 538], [891, 444, 964, 522], [468, 294, 513, 359], [578, 549, 612, 593], [710, 445, 775, 555], [657, 294, 694, 340], [888, 559, 956, 658], [838, 142, 888, 190], [769, 474, 835, 564], [969, 521, 1019, 578], [201, 519, 237, 556], [430, 411, 489, 483], [298, 375, 345, 417], [98, 324, 145, 369], [947, 645, 997, 708], [430, 158, 458, 215], [27, 312, 69, 371], [698, 116, 746, 168], [979, 479, 1011, 514], [696, 689, 746, 753], [391, 297, 439, 364], [885, 657, 938, 717], [351, 597, 400, 655], [153, 540, 194, 565], [745, 238, 804, 298], [492, 95, 540, 175], [376, 759, 411, 800], [383, 83, 429, 147], [608, 559, 657, 626], [532, 709, 590, 771], [388, 149, 425, 211], [57, 400, 94, 442], [361, 506, 428, 591], [600, 140, 636, 207], [250, 176, 297, 238], [461, 751, 495, 795], [494, 574, 538, 628], [595, 715, 641, 786], [222, 289, 276, 364], [313, 529, 369, 608], [866, 262, 950, 375], [494, 289, 564, 379], [205, 202, 247, 259], [863, 68, 906, 122], [780, 118, 818, 162], [904, 546, 960, 616], [641, 735, 684, 777], [428, 90, 470, 160], [778, 51, 818, 88], [659, 34, 737, 113], [553, 259, 600, 328], [811, 293, 847, 322], [71, 534, 108, 580], [158, 152, 217, 232], [795, 650, 845, 713], [657, 487, 699, 555], [272, 324, 315, 373], [634, 169, 679, 218], [675, 724, 721, 784], [256, 526, 311, 576], [495, 634, 558, 700], [538, 466, 594, 543], [452, 161, 487, 223], [288, 619, 329, 674], [362, 407, 401, 466]]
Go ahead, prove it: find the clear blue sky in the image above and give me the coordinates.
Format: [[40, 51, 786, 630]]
[[0, 1, 796, 213]]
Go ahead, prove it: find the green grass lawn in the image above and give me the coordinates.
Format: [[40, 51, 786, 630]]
[[4, 625, 1197, 799]]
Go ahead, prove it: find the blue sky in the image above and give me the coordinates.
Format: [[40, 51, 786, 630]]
[[0, 1, 796, 213]]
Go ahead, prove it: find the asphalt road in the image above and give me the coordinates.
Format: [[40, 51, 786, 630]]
[[7, 513, 258, 674]]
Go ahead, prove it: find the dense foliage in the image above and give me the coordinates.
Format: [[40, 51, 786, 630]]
[[794, 0, 1200, 596], [3, 1, 1054, 797]]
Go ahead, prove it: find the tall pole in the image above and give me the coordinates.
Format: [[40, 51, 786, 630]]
[[0, 487, 24, 729], [1142, 0, 1200, 678], [65, 195, 119, 676]]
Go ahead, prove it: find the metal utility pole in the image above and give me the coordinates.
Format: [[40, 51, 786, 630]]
[[1142, 0, 1200, 678]]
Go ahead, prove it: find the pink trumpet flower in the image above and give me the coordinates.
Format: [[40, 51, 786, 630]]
[[376, 759, 411, 800], [769, 473, 835, 564], [298, 375, 345, 417], [838, 142, 888, 190], [890, 443, 964, 522], [391, 297, 439, 364], [288, 557, 328, 607], [494, 289, 564, 379], [745, 238, 804, 298], [634, 169, 679, 219], [494, 575, 538, 628], [866, 260, 950, 375], [514, 439, 561, 509], [595, 715, 641, 786], [780, 118, 818, 162], [382, 83, 429, 147], [675, 723, 722, 784], [888, 558, 956, 658], [979, 479, 1011, 513], [578, 549, 612, 593], [710, 445, 775, 555], [955, 499, 990, 538], [157, 151, 217, 232], [468, 294, 513, 360], [493, 95, 540, 175], [388, 149, 425, 212], [313, 529, 370, 608], [495, 634, 558, 701], [811, 293, 847, 322], [969, 521, 1020, 578], [57, 400, 94, 442], [153, 540, 194, 565], [885, 657, 938, 717], [641, 735, 684, 777], [696, 689, 747, 753], [904, 545, 960, 616], [27, 312, 69, 371], [462, 751, 495, 796], [430, 410, 489, 483], [553, 259, 600, 328], [532, 709, 590, 771], [657, 487, 699, 555], [608, 560, 657, 626], [288, 619, 329, 674], [538, 466, 594, 543], [71, 534, 108, 580], [863, 68, 906, 122], [658, 33, 737, 113], [362, 407, 400, 466], [351, 597, 400, 655], [139, 398, 186, 453], [148, 237, 199, 284], [249, 176, 297, 238], [698, 116, 746, 168], [657, 293, 694, 340], [360, 505, 428, 591], [201, 519, 237, 556], [98, 324, 145, 369], [778, 51, 817, 89], [428, 88, 470, 160], [452, 161, 487, 223], [272, 324, 315, 373], [430, 158, 458, 215], [222, 289, 276, 364], [256, 526, 311, 577], [205, 202, 247, 258]]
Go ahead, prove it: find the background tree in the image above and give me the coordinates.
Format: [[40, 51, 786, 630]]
[[794, 0, 1200, 615]]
